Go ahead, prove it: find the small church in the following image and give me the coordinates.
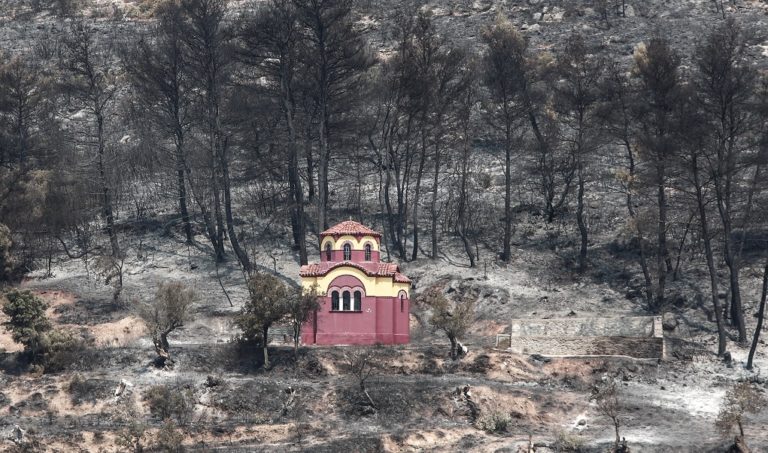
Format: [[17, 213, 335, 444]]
[[299, 221, 411, 345]]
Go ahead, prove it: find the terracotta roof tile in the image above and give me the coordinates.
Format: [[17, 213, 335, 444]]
[[320, 221, 382, 237], [299, 261, 410, 284], [394, 273, 411, 283]]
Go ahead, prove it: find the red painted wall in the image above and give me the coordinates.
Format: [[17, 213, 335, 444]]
[[321, 249, 381, 263], [305, 233, 408, 345], [301, 293, 409, 345]]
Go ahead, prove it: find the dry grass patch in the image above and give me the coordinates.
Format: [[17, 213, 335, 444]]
[[87, 315, 146, 347]]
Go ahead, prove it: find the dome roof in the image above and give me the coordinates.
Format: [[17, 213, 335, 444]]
[[320, 221, 381, 237]]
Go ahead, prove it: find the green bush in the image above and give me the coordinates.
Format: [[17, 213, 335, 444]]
[[1, 289, 51, 358], [113, 403, 147, 453], [144, 385, 194, 426], [40, 329, 84, 372], [1, 288, 85, 372], [476, 410, 513, 434], [67, 373, 112, 405], [553, 431, 586, 452], [155, 419, 185, 453], [0, 223, 15, 281]]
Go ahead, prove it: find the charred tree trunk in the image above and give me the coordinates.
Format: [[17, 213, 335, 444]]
[[672, 212, 694, 281], [714, 139, 747, 341], [528, 108, 557, 223], [393, 158, 407, 260], [317, 114, 329, 232], [96, 111, 120, 258], [503, 122, 512, 262], [723, 226, 746, 341], [383, 163, 399, 258], [411, 131, 427, 261], [262, 324, 271, 369], [746, 258, 768, 370], [293, 323, 301, 358], [184, 165, 225, 260], [305, 126, 315, 204], [360, 381, 377, 410], [153, 330, 172, 367], [288, 154, 308, 264], [430, 137, 442, 260], [457, 158, 475, 267], [210, 150, 226, 263], [174, 129, 193, 245], [176, 168, 193, 244], [655, 159, 668, 312], [692, 155, 727, 356], [220, 142, 252, 274], [576, 163, 587, 272], [623, 140, 654, 307]]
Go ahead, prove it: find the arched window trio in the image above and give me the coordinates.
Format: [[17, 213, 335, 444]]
[[323, 241, 374, 261], [331, 289, 362, 311]]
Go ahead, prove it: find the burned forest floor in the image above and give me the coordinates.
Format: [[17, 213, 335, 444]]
[[1, 212, 768, 453]]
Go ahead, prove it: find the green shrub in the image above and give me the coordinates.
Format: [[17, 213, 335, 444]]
[[144, 385, 194, 426], [115, 421, 147, 453], [40, 329, 84, 372], [553, 431, 586, 452], [113, 402, 147, 453], [67, 373, 112, 405], [155, 419, 185, 453], [715, 381, 767, 441], [1, 289, 51, 358], [0, 223, 15, 281], [476, 410, 513, 434]]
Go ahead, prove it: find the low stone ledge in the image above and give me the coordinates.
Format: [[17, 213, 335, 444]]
[[496, 316, 664, 359]]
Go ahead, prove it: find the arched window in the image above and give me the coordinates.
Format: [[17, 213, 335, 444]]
[[343, 243, 352, 261], [354, 291, 362, 311], [364, 244, 372, 261], [400, 293, 405, 313], [331, 291, 339, 311], [342, 291, 351, 311], [325, 242, 332, 261]]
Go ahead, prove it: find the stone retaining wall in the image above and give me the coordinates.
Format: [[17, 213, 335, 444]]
[[496, 316, 664, 359]]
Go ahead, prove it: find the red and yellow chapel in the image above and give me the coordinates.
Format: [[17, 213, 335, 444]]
[[299, 221, 411, 345]]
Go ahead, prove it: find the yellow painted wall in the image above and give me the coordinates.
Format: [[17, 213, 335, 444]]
[[301, 265, 409, 298], [321, 234, 380, 251]]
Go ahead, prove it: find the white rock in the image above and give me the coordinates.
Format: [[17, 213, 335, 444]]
[[114, 379, 133, 397], [542, 6, 564, 22], [10, 425, 25, 444]]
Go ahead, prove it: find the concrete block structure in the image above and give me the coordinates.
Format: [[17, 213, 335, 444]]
[[496, 316, 664, 359], [299, 221, 411, 345]]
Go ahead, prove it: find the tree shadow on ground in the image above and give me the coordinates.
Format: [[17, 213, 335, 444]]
[[52, 297, 125, 325], [0, 351, 28, 376]]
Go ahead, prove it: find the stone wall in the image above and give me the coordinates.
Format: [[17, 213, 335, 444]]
[[497, 316, 664, 359]]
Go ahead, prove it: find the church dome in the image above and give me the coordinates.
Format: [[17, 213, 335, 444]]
[[320, 220, 382, 238]]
